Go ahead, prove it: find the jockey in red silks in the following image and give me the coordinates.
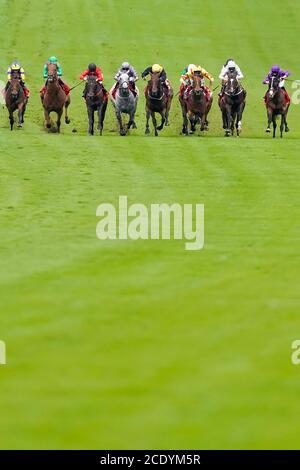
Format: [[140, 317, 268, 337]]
[[40, 56, 71, 99], [263, 65, 290, 104], [79, 63, 108, 100], [110, 61, 139, 100], [5, 62, 30, 98]]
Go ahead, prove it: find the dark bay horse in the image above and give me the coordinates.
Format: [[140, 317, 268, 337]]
[[180, 72, 212, 135], [265, 76, 289, 138], [219, 71, 246, 137], [5, 79, 27, 130], [145, 73, 173, 136], [42, 63, 71, 133], [84, 76, 107, 135]]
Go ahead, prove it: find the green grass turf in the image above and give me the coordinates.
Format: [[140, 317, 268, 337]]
[[0, 0, 300, 449]]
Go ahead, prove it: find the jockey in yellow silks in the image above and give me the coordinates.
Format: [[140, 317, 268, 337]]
[[180, 64, 214, 100]]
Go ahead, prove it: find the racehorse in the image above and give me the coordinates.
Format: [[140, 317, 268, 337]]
[[219, 71, 246, 137], [5, 78, 27, 130], [110, 73, 138, 136], [42, 63, 71, 133], [84, 75, 107, 136], [180, 71, 213, 135], [145, 72, 173, 136], [265, 76, 289, 138]]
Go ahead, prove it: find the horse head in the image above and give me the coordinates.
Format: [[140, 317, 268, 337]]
[[191, 72, 204, 96], [148, 72, 163, 98], [268, 75, 280, 99], [85, 75, 100, 99], [9, 78, 20, 100], [118, 73, 130, 97], [225, 71, 240, 95], [47, 63, 58, 83]]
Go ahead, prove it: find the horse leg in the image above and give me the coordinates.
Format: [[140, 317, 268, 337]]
[[22, 103, 26, 123], [200, 113, 206, 132], [284, 107, 289, 132], [181, 102, 188, 135], [117, 109, 126, 136], [225, 108, 231, 136], [44, 109, 51, 130], [97, 105, 103, 136], [145, 108, 151, 135], [151, 111, 158, 136], [221, 109, 227, 131], [266, 108, 272, 133], [9, 110, 14, 131], [17, 104, 23, 128], [157, 111, 166, 131], [65, 96, 71, 124], [88, 106, 94, 135], [127, 109, 135, 130], [236, 104, 244, 137], [280, 114, 285, 138], [56, 109, 63, 134], [272, 114, 277, 138], [165, 95, 173, 126], [188, 112, 196, 134]]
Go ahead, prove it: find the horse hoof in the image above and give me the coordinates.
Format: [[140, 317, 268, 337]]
[[46, 124, 51, 129], [285, 127, 290, 132], [65, 118, 70, 124], [132, 123, 137, 129], [157, 126, 163, 131], [145, 129, 150, 135], [17, 124, 22, 128], [266, 128, 271, 133]]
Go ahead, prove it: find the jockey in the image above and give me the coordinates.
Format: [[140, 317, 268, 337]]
[[263, 64, 290, 103], [40, 56, 70, 98], [115, 61, 138, 85], [80, 63, 104, 82], [110, 61, 139, 99], [179, 64, 195, 96], [80, 63, 107, 100], [182, 64, 214, 100], [5, 61, 30, 97], [219, 59, 243, 96], [141, 64, 171, 94]]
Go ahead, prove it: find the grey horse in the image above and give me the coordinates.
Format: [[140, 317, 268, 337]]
[[110, 73, 138, 136]]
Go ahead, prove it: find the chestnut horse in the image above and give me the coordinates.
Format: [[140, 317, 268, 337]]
[[180, 72, 213, 135], [5, 78, 27, 130], [42, 63, 71, 132]]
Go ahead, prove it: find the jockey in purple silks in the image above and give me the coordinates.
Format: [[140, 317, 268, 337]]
[[263, 65, 290, 104]]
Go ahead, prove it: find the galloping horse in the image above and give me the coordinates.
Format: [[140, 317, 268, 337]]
[[265, 76, 289, 138], [5, 78, 27, 130], [145, 72, 173, 136], [180, 71, 213, 135], [42, 63, 71, 132], [110, 73, 138, 136], [219, 71, 246, 137], [84, 75, 107, 136]]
